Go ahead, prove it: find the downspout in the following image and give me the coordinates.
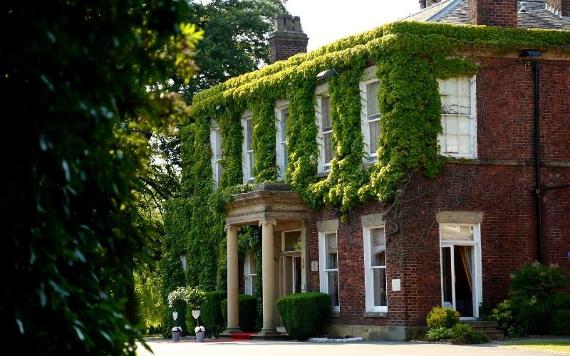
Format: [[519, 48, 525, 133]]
[[520, 49, 543, 263]]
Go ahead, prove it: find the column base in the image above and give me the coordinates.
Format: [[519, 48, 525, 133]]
[[221, 327, 242, 336], [257, 328, 279, 336]]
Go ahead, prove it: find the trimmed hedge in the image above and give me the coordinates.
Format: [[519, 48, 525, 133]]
[[201, 291, 227, 337], [221, 294, 258, 331], [426, 306, 460, 329], [276, 292, 331, 340]]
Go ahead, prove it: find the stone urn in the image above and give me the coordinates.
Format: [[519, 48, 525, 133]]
[[196, 330, 206, 342]]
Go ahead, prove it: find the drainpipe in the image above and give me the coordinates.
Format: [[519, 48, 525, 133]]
[[520, 49, 543, 263]]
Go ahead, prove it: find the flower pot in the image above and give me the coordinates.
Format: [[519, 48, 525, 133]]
[[172, 330, 181, 342], [196, 331, 206, 342]]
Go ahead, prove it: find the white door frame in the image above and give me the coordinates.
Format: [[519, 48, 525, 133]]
[[439, 223, 482, 319]]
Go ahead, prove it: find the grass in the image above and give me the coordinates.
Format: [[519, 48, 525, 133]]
[[505, 340, 570, 354]]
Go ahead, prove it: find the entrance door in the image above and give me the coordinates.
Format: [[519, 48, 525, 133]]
[[440, 224, 482, 318], [280, 230, 302, 296]]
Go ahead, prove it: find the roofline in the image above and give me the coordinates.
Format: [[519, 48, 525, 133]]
[[428, 0, 463, 21]]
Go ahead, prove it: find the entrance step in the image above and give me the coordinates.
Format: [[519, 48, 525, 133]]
[[460, 320, 504, 340]]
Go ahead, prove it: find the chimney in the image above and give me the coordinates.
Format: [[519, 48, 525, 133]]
[[468, 0, 518, 26], [268, 15, 308, 63], [546, 0, 570, 16]]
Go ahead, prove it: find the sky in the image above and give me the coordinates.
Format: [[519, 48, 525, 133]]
[[284, 0, 422, 51]]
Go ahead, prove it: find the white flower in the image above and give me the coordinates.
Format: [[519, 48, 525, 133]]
[[194, 325, 205, 333], [172, 326, 182, 332]]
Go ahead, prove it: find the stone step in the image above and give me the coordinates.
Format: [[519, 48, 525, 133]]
[[460, 320, 504, 340], [460, 320, 499, 328]]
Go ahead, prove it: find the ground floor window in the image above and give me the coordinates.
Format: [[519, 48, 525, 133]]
[[440, 223, 482, 318], [244, 250, 257, 296], [319, 231, 339, 310], [363, 226, 387, 312]]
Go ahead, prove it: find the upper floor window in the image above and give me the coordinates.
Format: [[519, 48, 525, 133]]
[[242, 113, 254, 182], [210, 127, 223, 187], [363, 225, 387, 312], [317, 95, 333, 172], [438, 76, 477, 159], [361, 79, 381, 161], [275, 103, 288, 178]]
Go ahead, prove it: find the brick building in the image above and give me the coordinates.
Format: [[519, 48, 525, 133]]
[[187, 0, 570, 340]]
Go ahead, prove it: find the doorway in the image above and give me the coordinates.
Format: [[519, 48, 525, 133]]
[[440, 224, 482, 319], [279, 230, 302, 296]]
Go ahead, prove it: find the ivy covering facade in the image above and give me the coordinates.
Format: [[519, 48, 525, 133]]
[[164, 21, 570, 328]]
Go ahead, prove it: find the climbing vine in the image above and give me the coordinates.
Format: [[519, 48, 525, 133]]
[[165, 21, 570, 300]]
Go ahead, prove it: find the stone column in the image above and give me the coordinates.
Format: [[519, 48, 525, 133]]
[[224, 224, 241, 334], [259, 219, 277, 335]]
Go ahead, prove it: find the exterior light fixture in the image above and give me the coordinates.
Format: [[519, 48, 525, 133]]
[[519, 49, 543, 58], [316, 69, 337, 81]]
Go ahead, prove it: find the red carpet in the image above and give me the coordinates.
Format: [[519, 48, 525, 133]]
[[230, 332, 256, 340]]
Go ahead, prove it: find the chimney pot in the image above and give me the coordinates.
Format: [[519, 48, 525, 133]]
[[268, 15, 308, 63], [469, 0, 518, 26]]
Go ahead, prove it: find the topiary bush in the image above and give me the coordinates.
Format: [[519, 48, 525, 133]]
[[200, 291, 227, 337], [221, 294, 258, 331], [276, 292, 331, 340], [426, 306, 460, 329]]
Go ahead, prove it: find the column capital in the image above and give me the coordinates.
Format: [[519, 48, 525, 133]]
[[225, 224, 240, 232], [259, 219, 277, 227]]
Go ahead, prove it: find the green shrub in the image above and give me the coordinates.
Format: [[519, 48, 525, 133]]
[[490, 263, 570, 336], [426, 306, 460, 329], [450, 324, 488, 344], [221, 294, 258, 331], [276, 292, 331, 340], [426, 326, 455, 341], [200, 291, 227, 337]]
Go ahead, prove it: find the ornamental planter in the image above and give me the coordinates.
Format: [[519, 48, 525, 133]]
[[172, 330, 181, 342], [196, 330, 206, 342]]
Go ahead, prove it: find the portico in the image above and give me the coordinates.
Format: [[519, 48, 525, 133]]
[[222, 183, 309, 336]]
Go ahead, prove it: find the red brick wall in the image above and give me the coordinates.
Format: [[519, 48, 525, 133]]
[[306, 57, 570, 328], [269, 37, 308, 63], [468, 0, 517, 27]]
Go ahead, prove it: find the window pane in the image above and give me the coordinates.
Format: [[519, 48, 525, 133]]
[[215, 130, 222, 159], [327, 270, 339, 306], [446, 116, 458, 134], [366, 82, 380, 117], [284, 231, 301, 251], [446, 135, 458, 153], [324, 132, 332, 164], [321, 96, 331, 129], [246, 119, 253, 150], [325, 233, 337, 269], [282, 144, 288, 172], [458, 116, 470, 135], [441, 224, 474, 241], [281, 109, 288, 142], [373, 267, 387, 306], [459, 135, 471, 155], [248, 151, 255, 178], [373, 250, 386, 268], [369, 120, 380, 154]]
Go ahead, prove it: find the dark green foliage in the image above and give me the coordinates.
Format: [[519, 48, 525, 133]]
[[276, 292, 331, 340], [4, 0, 201, 354], [251, 98, 280, 182], [221, 294, 258, 331], [426, 324, 488, 344], [426, 306, 460, 329], [490, 263, 570, 336], [200, 291, 227, 337]]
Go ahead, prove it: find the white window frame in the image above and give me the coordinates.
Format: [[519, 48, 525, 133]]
[[437, 76, 477, 159], [363, 225, 388, 313], [244, 249, 257, 296], [359, 66, 380, 163], [241, 111, 254, 183], [316, 93, 333, 173], [318, 230, 340, 311], [439, 223, 483, 319], [210, 126, 223, 187], [275, 100, 289, 179]]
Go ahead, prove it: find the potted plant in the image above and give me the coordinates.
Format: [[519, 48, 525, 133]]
[[195, 325, 206, 342], [171, 326, 182, 342]]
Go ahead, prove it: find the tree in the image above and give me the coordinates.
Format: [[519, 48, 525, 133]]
[[171, 0, 288, 100], [3, 0, 201, 354]]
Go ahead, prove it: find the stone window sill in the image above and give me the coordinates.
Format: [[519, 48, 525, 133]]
[[363, 311, 388, 318], [329, 311, 341, 318]]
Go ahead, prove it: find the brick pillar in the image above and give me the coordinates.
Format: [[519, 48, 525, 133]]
[[546, 0, 570, 16], [268, 15, 308, 63], [468, 0, 518, 27]]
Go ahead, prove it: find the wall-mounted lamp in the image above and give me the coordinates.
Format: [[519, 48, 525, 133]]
[[519, 49, 543, 58], [316, 69, 338, 81]]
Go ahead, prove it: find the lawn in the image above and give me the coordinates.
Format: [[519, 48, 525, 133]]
[[505, 340, 570, 354]]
